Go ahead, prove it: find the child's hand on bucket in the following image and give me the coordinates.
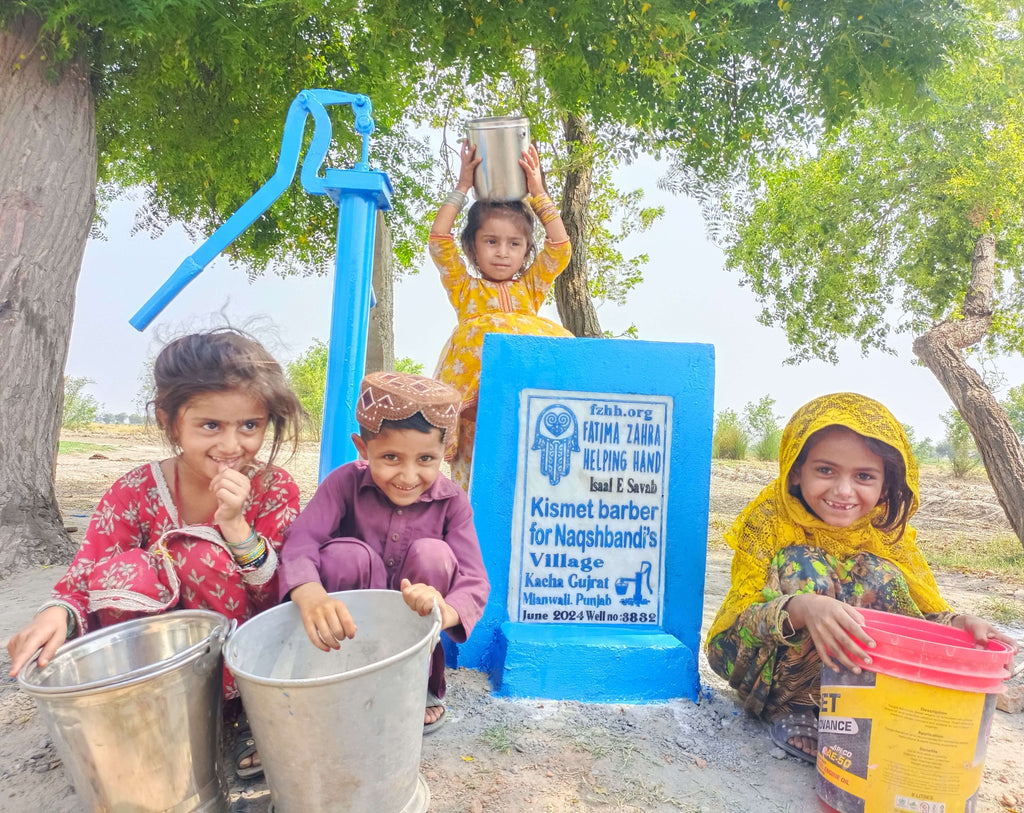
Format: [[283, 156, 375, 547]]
[[7, 605, 71, 676], [952, 613, 1019, 652], [400, 579, 459, 630], [786, 594, 876, 673], [457, 141, 481, 193], [289, 582, 357, 651]]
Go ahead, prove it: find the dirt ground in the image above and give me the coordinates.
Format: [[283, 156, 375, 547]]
[[1, 429, 1022, 813]]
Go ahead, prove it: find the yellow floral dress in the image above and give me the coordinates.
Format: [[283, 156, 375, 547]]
[[429, 233, 572, 489]]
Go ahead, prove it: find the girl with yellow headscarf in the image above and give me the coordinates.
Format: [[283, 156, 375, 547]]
[[705, 393, 1016, 763]]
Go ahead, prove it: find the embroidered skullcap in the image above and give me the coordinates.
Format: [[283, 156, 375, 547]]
[[357, 371, 461, 445]]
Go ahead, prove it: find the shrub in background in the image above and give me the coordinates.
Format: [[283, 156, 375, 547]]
[[713, 409, 749, 460], [1003, 383, 1024, 442], [941, 408, 981, 478], [287, 343, 428, 442], [903, 423, 937, 464], [745, 396, 783, 461], [395, 357, 425, 375], [287, 339, 328, 442], [62, 376, 101, 429]]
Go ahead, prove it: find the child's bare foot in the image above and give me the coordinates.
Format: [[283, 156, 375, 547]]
[[424, 705, 444, 725]]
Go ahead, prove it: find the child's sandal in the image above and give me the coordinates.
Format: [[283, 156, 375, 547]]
[[423, 691, 447, 736], [232, 710, 263, 780]]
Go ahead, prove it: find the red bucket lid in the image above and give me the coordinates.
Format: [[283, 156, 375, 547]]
[[852, 608, 1014, 693]]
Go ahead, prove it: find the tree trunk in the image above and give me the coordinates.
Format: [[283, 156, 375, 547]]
[[554, 113, 602, 338], [365, 211, 394, 373], [912, 233, 1024, 548], [0, 14, 96, 576]]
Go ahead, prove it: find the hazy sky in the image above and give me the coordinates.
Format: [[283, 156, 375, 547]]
[[67, 154, 1024, 442]]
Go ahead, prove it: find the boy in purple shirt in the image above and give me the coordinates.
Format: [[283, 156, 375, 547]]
[[279, 371, 489, 733]]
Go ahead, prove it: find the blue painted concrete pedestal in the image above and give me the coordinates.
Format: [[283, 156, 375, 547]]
[[492, 625, 698, 702], [452, 335, 714, 703]]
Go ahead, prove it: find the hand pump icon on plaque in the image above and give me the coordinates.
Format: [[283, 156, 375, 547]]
[[616, 561, 653, 607]]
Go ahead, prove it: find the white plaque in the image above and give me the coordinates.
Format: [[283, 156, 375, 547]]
[[508, 390, 671, 625]]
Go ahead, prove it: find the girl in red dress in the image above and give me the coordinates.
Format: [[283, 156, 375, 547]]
[[8, 327, 304, 778]]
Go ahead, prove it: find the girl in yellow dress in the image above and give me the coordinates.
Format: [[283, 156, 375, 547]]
[[430, 140, 573, 489], [705, 392, 1017, 762]]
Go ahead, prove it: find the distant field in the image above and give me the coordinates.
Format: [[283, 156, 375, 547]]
[[58, 441, 117, 455]]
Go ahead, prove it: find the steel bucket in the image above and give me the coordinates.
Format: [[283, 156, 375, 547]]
[[18, 610, 232, 813], [224, 590, 442, 813], [466, 116, 531, 201]]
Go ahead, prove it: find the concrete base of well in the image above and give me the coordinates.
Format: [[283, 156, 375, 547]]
[[488, 622, 699, 702]]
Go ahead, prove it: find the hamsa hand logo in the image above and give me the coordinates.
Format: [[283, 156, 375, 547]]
[[531, 404, 579, 486]]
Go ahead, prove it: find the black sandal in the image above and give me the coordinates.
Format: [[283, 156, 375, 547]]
[[232, 710, 263, 780], [769, 706, 819, 765]]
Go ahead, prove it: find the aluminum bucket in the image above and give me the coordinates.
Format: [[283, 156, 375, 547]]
[[467, 115, 531, 201], [18, 609, 232, 813], [224, 590, 442, 813]]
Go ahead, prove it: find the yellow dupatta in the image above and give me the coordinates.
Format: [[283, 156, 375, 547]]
[[706, 392, 949, 645]]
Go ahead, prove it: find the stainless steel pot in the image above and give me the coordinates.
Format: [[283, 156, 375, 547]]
[[466, 116, 531, 201]]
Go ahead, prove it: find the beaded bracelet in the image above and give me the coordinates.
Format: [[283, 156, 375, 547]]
[[445, 189, 468, 211]]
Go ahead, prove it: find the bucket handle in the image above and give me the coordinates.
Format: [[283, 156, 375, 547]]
[[194, 618, 236, 676], [429, 599, 443, 651]]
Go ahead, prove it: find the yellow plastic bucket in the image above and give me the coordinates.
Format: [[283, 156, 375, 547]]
[[816, 609, 1014, 813]]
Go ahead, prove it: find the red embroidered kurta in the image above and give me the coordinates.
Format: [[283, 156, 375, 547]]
[[50, 461, 299, 637]]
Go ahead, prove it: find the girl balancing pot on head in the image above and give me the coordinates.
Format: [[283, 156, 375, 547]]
[[430, 138, 573, 490], [704, 392, 1017, 764], [7, 327, 305, 780]]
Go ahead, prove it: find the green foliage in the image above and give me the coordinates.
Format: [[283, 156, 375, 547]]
[[1002, 383, 1024, 440], [5, 0, 440, 277], [744, 396, 783, 461], [582, 166, 664, 305], [481, 724, 518, 754], [286, 347, 427, 441], [394, 357, 424, 375], [941, 408, 981, 479], [4, 0, 966, 310], [902, 423, 937, 464], [604, 324, 640, 340], [722, 2, 1024, 363], [979, 596, 1024, 625], [712, 409, 749, 460], [421, 0, 966, 178], [62, 376, 100, 429], [97, 411, 145, 424], [286, 339, 328, 442]]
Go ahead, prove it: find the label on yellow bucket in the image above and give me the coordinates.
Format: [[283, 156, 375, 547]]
[[817, 667, 995, 813]]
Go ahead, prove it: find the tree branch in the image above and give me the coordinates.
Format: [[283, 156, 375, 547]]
[[913, 233, 1024, 546]]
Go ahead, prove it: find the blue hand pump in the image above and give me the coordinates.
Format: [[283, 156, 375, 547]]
[[129, 89, 393, 481]]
